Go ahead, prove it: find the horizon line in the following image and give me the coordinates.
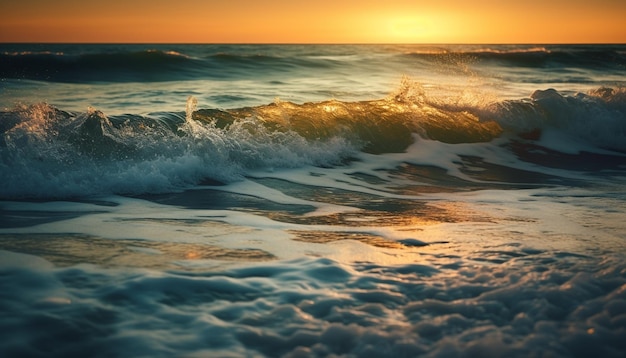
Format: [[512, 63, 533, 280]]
[[1, 41, 625, 45]]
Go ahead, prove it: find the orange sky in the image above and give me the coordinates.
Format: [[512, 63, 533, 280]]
[[1, 0, 625, 43]]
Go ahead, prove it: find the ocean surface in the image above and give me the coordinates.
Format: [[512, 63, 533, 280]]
[[1, 44, 625, 357]]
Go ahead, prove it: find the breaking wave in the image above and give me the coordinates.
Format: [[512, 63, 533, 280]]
[[1, 85, 625, 199]]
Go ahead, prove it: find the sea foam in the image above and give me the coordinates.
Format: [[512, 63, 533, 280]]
[[1, 250, 624, 358]]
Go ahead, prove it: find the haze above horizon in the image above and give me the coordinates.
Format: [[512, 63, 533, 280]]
[[1, 0, 625, 44]]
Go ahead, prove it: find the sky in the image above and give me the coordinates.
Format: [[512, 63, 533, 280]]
[[1, 0, 625, 43]]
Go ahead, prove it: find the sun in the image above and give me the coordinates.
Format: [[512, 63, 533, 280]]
[[387, 16, 436, 43]]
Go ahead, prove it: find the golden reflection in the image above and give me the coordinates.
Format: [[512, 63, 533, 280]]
[[193, 96, 502, 155], [266, 197, 493, 228], [290, 230, 407, 249], [0, 234, 276, 270], [185, 251, 201, 260]]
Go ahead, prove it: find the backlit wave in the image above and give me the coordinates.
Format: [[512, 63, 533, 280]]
[[1, 86, 624, 199]]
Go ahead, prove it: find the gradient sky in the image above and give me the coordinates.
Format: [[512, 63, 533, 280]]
[[1, 0, 625, 43]]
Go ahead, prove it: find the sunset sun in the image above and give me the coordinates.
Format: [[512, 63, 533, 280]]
[[1, 0, 625, 43], [387, 16, 435, 42]]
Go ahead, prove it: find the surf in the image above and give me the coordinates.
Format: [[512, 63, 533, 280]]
[[1, 44, 626, 358], [1, 83, 625, 199]]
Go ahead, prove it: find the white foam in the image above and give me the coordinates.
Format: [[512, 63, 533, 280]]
[[0, 249, 624, 357]]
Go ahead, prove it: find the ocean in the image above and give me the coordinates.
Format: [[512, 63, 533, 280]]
[[1, 44, 625, 357]]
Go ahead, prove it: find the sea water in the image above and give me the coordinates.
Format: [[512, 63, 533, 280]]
[[1, 44, 625, 357]]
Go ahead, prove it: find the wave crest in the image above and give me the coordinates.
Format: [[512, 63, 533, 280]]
[[2, 84, 624, 199], [485, 87, 626, 151], [0, 101, 359, 198]]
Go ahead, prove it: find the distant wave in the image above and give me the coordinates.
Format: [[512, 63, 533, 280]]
[[0, 49, 343, 83], [0, 50, 202, 82], [208, 52, 339, 70], [401, 46, 626, 69], [2, 45, 624, 84]]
